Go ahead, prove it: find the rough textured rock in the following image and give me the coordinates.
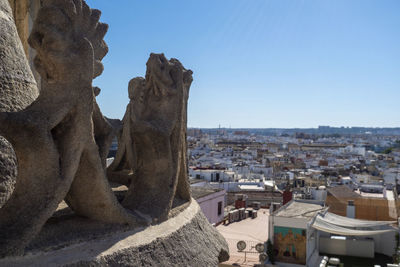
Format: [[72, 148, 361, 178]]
[[0, 1, 225, 265], [7, 0, 42, 88], [108, 53, 193, 222], [0, 0, 39, 208], [0, 137, 17, 208], [0, 200, 230, 267], [0, 0, 146, 258]]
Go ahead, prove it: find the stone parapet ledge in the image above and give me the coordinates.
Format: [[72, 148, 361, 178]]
[[0, 199, 229, 267]]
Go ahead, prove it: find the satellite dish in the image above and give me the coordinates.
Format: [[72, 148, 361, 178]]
[[237, 240, 246, 251], [259, 252, 268, 262], [255, 243, 265, 253]]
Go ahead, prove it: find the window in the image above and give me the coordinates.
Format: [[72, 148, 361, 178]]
[[218, 201, 222, 216]]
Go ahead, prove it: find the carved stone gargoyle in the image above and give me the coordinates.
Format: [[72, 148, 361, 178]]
[[108, 53, 193, 222], [106, 78, 144, 186], [0, 0, 146, 257], [0, 0, 39, 209]]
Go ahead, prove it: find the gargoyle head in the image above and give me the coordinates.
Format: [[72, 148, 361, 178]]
[[128, 77, 146, 101], [28, 0, 108, 84], [145, 53, 193, 97], [127, 77, 146, 120]]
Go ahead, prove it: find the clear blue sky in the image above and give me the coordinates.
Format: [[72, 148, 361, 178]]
[[86, 0, 400, 128]]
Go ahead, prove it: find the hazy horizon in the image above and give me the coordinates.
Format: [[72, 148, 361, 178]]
[[187, 126, 400, 129], [86, 0, 400, 128]]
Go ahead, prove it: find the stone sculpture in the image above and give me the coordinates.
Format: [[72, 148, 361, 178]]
[[0, 0, 228, 264], [106, 78, 144, 186], [120, 53, 193, 222], [0, 0, 146, 257], [0, 137, 17, 208], [0, 0, 39, 208]]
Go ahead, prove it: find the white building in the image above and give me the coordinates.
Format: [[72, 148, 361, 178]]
[[208, 181, 265, 193], [189, 168, 236, 182], [269, 200, 325, 267], [383, 168, 400, 184], [191, 187, 225, 225], [269, 200, 398, 267]]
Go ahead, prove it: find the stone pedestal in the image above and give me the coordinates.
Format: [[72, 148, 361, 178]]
[[0, 200, 229, 266]]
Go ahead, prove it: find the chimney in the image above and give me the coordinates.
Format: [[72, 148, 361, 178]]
[[346, 200, 355, 218], [283, 186, 293, 205]]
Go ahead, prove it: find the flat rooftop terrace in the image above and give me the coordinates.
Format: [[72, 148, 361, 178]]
[[191, 186, 224, 199], [217, 208, 269, 267], [275, 200, 325, 219]]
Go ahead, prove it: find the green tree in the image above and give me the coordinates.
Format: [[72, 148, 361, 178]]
[[383, 147, 393, 154]]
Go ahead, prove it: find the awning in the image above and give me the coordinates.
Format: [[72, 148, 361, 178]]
[[311, 212, 397, 236], [319, 212, 397, 228]]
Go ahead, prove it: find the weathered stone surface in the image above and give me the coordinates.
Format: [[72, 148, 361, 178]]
[[0, 1, 224, 265], [8, 0, 42, 88], [108, 53, 193, 222], [107, 78, 145, 186], [0, 200, 230, 267], [0, 0, 146, 258], [0, 0, 39, 208], [8, 0, 29, 56], [0, 137, 16, 208]]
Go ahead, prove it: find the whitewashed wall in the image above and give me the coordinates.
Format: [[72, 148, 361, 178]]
[[196, 190, 225, 225]]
